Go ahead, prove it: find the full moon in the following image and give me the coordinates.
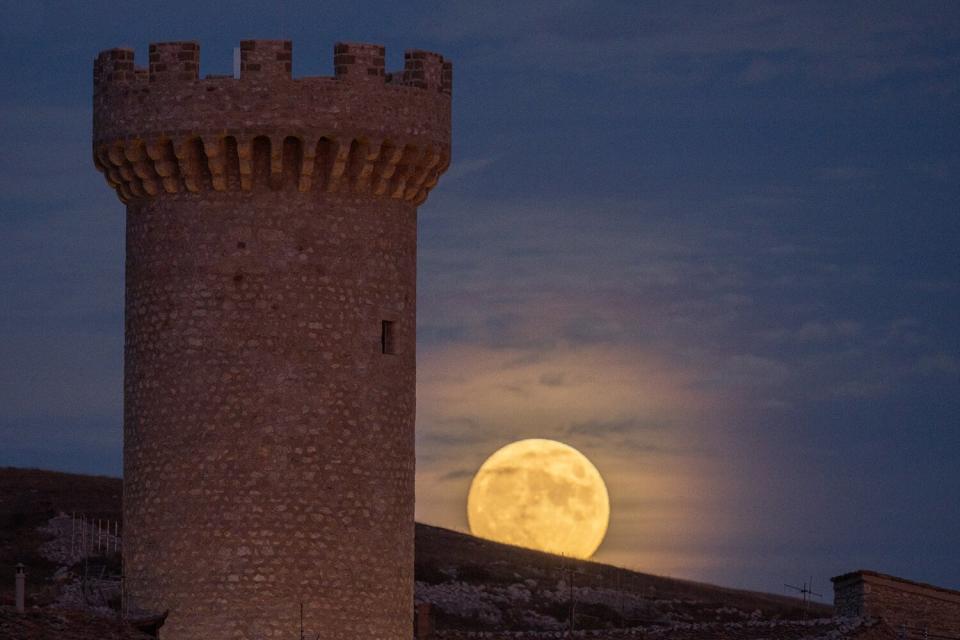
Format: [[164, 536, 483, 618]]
[[467, 439, 610, 559]]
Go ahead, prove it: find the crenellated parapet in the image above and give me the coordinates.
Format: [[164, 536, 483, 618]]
[[92, 40, 451, 205]]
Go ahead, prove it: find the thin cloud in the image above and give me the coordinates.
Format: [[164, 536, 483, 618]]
[[538, 372, 567, 387], [444, 156, 498, 183], [917, 353, 960, 376], [566, 418, 667, 437], [437, 468, 476, 482], [433, 1, 960, 86]]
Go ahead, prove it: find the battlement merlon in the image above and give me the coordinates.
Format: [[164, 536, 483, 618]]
[[92, 40, 451, 204]]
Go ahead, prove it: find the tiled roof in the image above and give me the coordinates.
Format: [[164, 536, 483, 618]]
[[0, 606, 153, 640], [642, 617, 897, 639], [432, 617, 897, 640], [833, 569, 960, 600]]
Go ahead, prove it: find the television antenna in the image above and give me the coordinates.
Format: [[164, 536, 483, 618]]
[[784, 577, 823, 620]]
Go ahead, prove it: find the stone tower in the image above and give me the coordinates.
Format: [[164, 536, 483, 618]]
[[91, 40, 451, 639]]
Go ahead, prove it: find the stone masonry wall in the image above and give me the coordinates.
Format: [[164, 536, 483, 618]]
[[833, 570, 960, 637], [92, 40, 451, 640]]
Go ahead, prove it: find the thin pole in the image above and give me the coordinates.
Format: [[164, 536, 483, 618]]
[[618, 571, 624, 627], [15, 564, 25, 613]]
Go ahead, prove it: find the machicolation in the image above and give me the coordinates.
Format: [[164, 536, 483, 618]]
[[94, 40, 451, 204], [92, 40, 451, 640]]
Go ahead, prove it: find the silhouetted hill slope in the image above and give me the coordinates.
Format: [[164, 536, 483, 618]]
[[1, 467, 829, 634], [0, 467, 121, 594], [415, 522, 829, 631]]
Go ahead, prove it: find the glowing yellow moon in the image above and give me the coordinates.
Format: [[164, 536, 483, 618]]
[[467, 439, 610, 559]]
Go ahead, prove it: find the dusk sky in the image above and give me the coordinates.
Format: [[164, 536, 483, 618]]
[[2, 1, 959, 596]]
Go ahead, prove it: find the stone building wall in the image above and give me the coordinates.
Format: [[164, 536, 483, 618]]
[[92, 39, 451, 640], [833, 570, 960, 637]]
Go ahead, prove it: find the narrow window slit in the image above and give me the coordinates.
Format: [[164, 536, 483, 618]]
[[381, 320, 396, 355]]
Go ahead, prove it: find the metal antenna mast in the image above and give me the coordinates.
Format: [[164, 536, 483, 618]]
[[784, 577, 823, 621]]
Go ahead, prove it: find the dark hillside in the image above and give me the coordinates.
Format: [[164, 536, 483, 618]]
[[0, 467, 827, 634], [415, 522, 829, 631], [0, 467, 122, 603]]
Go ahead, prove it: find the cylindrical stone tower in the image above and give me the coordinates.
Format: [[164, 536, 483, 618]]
[[91, 40, 451, 639]]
